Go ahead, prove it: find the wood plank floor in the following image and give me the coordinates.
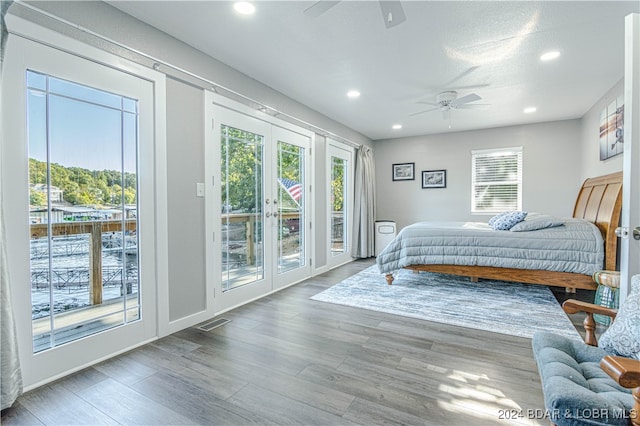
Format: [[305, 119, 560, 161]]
[[2, 258, 595, 426]]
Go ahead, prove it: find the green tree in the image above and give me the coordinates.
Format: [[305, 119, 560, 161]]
[[277, 141, 303, 210], [331, 158, 345, 212], [28, 158, 137, 207], [221, 127, 263, 212], [29, 158, 47, 184], [76, 190, 94, 205], [123, 187, 136, 204], [30, 190, 46, 206]]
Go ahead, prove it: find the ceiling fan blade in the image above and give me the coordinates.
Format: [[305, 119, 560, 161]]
[[448, 83, 491, 92], [379, 1, 406, 29], [304, 1, 340, 17], [456, 104, 491, 110], [416, 100, 440, 106], [409, 107, 440, 117], [441, 66, 480, 88], [451, 93, 481, 106]]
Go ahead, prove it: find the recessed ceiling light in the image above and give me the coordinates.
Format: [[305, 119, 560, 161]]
[[392, 124, 402, 130], [347, 90, 361, 99], [234, 1, 255, 15], [524, 106, 537, 113], [540, 51, 560, 61]]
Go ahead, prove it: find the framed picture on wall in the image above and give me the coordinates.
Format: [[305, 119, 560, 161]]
[[422, 170, 446, 188], [599, 95, 624, 160], [392, 163, 415, 181]]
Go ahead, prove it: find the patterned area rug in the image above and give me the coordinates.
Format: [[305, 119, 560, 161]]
[[311, 265, 581, 340]]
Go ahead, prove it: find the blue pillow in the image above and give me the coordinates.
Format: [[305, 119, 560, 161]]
[[488, 211, 528, 230]]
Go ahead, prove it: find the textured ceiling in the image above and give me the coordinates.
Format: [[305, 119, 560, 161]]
[[109, 1, 639, 140]]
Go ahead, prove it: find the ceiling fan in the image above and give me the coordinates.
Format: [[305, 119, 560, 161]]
[[410, 91, 490, 121], [304, 1, 406, 29]]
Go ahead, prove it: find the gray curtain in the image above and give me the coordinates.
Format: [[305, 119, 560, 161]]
[[1, 0, 24, 411], [351, 145, 376, 258]]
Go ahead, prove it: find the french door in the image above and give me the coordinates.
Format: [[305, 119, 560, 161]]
[[207, 96, 312, 313], [327, 141, 355, 269], [3, 35, 164, 387]]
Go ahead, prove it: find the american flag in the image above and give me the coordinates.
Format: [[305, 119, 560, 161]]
[[278, 178, 302, 203]]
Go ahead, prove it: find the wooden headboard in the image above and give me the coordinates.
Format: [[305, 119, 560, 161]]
[[572, 171, 623, 271]]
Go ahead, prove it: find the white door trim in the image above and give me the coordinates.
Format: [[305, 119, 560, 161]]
[[203, 92, 314, 318], [2, 22, 167, 388], [620, 13, 640, 302]]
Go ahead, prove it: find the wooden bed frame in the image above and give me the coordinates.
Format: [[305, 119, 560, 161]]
[[385, 171, 623, 290]]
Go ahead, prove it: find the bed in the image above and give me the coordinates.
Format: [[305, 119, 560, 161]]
[[377, 172, 622, 290]]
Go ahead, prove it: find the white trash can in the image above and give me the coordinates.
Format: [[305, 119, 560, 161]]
[[375, 220, 396, 256]]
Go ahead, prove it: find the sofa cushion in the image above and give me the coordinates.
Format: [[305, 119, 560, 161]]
[[599, 275, 640, 360], [532, 332, 633, 426]]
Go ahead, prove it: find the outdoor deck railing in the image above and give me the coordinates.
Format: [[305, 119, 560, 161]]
[[30, 219, 136, 305], [30, 211, 345, 305], [31, 265, 137, 292]]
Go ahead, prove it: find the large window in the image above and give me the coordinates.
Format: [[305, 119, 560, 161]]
[[471, 147, 523, 213], [326, 141, 354, 269], [3, 32, 164, 387], [27, 70, 141, 352], [330, 155, 348, 256]]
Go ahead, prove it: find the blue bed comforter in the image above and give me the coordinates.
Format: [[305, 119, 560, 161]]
[[376, 218, 604, 275]]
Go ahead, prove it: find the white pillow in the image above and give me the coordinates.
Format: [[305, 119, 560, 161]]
[[510, 214, 564, 232]]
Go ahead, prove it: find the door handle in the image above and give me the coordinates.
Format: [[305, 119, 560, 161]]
[[265, 212, 271, 218], [634, 227, 640, 241], [615, 227, 629, 238]]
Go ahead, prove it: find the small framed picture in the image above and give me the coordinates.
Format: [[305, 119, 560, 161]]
[[422, 170, 446, 188], [392, 163, 415, 181]]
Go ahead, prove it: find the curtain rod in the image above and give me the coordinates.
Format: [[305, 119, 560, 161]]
[[12, 0, 362, 149]]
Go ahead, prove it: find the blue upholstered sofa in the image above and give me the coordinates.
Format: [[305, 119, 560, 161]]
[[532, 275, 640, 426]]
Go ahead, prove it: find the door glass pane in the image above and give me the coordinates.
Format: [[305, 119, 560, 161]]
[[220, 125, 264, 291], [331, 156, 348, 256], [27, 70, 140, 353], [277, 141, 304, 274]]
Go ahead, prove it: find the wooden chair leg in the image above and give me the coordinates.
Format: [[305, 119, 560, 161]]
[[583, 312, 598, 346], [632, 387, 639, 426]]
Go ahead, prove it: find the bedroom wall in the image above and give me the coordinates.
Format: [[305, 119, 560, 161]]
[[166, 78, 207, 320], [374, 120, 584, 230], [8, 1, 372, 324], [579, 78, 625, 180]]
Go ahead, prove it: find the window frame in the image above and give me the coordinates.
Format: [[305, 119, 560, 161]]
[[2, 23, 168, 388], [471, 147, 523, 214]]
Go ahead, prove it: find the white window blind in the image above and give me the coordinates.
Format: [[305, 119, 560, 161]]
[[471, 147, 523, 213]]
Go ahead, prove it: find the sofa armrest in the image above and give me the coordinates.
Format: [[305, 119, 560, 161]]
[[600, 355, 640, 425], [562, 299, 618, 346]]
